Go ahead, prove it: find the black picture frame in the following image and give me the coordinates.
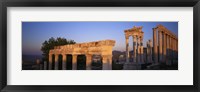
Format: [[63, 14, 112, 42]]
[[0, 0, 199, 92]]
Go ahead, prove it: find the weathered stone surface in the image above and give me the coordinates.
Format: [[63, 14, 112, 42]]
[[153, 24, 178, 65], [47, 24, 178, 70], [124, 26, 144, 64], [49, 40, 115, 70]]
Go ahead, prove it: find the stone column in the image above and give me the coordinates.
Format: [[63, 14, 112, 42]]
[[166, 34, 169, 65], [171, 38, 174, 62], [54, 54, 59, 70], [133, 35, 137, 63], [86, 54, 92, 70], [163, 32, 167, 63], [108, 55, 112, 70], [169, 36, 172, 65], [146, 41, 150, 63], [125, 36, 130, 63], [72, 54, 77, 70], [172, 38, 175, 61], [48, 54, 52, 70], [149, 40, 153, 63], [153, 28, 158, 63], [140, 37, 144, 64], [62, 54, 67, 70], [102, 55, 109, 70], [137, 36, 141, 63], [158, 30, 163, 62]]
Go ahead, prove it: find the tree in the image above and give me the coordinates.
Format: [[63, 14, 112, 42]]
[[41, 37, 76, 61]]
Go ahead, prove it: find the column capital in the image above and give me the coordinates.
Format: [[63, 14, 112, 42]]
[[152, 27, 157, 31], [153, 27, 158, 63]]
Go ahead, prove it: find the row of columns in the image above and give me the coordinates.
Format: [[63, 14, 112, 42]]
[[125, 35, 144, 63], [47, 54, 112, 70], [153, 28, 178, 64]]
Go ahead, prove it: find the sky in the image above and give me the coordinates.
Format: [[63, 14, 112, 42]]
[[22, 22, 178, 55]]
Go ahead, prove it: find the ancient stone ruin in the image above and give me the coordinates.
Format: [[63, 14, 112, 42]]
[[44, 24, 178, 70], [48, 40, 115, 70]]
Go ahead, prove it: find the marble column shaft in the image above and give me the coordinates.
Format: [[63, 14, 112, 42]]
[[102, 55, 109, 70], [137, 37, 141, 63], [146, 41, 150, 63], [149, 40, 153, 63], [108, 55, 112, 70], [48, 54, 52, 70], [133, 36, 137, 63], [62, 54, 67, 70], [172, 38, 175, 60], [169, 36, 172, 63], [172, 38, 174, 59], [163, 33, 167, 63], [72, 55, 77, 70], [140, 37, 144, 63], [86, 54, 92, 70], [125, 37, 130, 63], [158, 30, 163, 62], [153, 28, 158, 63], [166, 35, 169, 65]]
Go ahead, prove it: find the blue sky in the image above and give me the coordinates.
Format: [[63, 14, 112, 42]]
[[22, 22, 178, 55]]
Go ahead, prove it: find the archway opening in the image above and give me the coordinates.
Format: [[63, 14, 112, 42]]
[[58, 54, 63, 70], [77, 55, 86, 70], [66, 54, 72, 70], [91, 55, 102, 70]]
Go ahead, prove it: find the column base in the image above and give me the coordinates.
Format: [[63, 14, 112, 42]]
[[102, 63, 110, 70], [62, 62, 66, 70], [54, 62, 58, 70], [72, 64, 77, 70]]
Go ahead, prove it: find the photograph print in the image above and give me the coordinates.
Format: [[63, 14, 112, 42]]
[[22, 22, 178, 70]]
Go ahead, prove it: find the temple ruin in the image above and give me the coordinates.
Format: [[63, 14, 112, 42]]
[[48, 40, 115, 70], [124, 26, 144, 64], [45, 24, 177, 70], [123, 24, 178, 70], [153, 24, 178, 64]]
